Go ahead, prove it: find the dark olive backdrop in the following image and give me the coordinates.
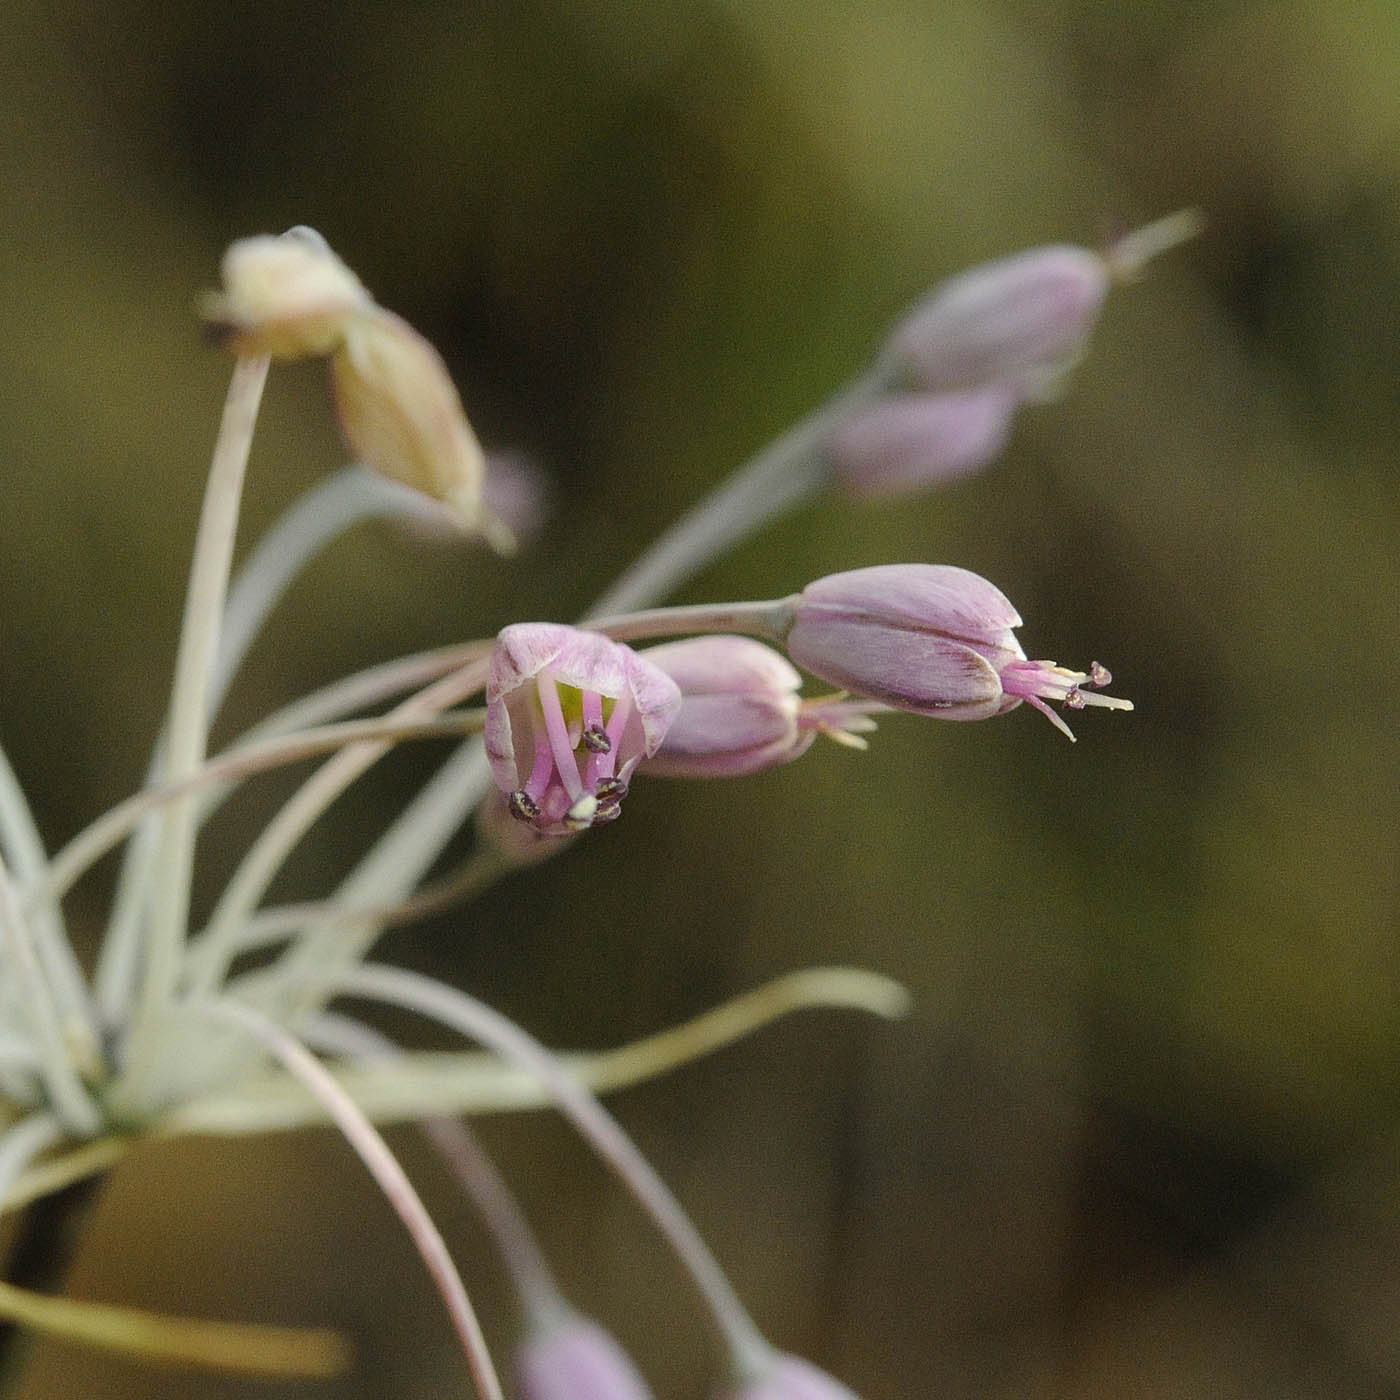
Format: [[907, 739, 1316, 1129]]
[[2, 1, 1399, 1396]]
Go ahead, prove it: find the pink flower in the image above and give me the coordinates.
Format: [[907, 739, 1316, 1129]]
[[516, 1313, 654, 1400], [486, 624, 681, 834], [888, 244, 1109, 400], [716, 1353, 861, 1400], [641, 636, 880, 779], [829, 386, 1019, 498], [784, 564, 1132, 740]]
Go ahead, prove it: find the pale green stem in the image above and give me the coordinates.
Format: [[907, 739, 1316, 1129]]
[[585, 367, 888, 619], [195, 847, 506, 966], [0, 748, 94, 1062], [186, 658, 491, 1002], [213, 466, 457, 708], [307, 1014, 562, 1321], [126, 355, 269, 1093], [338, 963, 774, 1376], [0, 1113, 63, 1210], [0, 859, 99, 1133], [192, 996, 504, 1400], [43, 713, 488, 913], [96, 642, 486, 1028]]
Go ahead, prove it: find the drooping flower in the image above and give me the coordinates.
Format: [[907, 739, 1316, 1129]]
[[784, 564, 1132, 740], [486, 624, 682, 834], [887, 243, 1109, 401], [716, 1352, 861, 1400], [331, 306, 509, 548], [516, 1311, 655, 1400], [641, 636, 879, 779], [828, 386, 1019, 498]]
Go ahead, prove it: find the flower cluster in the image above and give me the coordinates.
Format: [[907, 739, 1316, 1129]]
[[0, 218, 1190, 1394]]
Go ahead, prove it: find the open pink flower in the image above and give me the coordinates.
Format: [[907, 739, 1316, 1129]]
[[785, 564, 1132, 740], [486, 624, 681, 834]]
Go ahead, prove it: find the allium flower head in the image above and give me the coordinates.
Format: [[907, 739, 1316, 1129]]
[[786, 564, 1132, 740], [486, 624, 682, 834], [717, 1353, 861, 1400], [516, 1313, 655, 1400]]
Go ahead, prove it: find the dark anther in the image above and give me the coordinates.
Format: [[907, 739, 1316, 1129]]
[[508, 790, 541, 823], [594, 777, 628, 802], [593, 799, 623, 823], [1088, 661, 1112, 688], [1063, 687, 1086, 711], [581, 724, 612, 754]]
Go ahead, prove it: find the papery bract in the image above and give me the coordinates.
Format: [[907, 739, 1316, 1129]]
[[486, 624, 681, 834], [201, 227, 371, 359], [785, 564, 1131, 739], [717, 1353, 861, 1400], [516, 1313, 655, 1400]]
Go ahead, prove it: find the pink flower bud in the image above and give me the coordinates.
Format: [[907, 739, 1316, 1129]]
[[785, 564, 1132, 740], [889, 244, 1108, 398], [516, 1314, 655, 1400], [829, 387, 1019, 499], [486, 624, 681, 834], [641, 637, 883, 778], [639, 637, 812, 779], [717, 1353, 860, 1400]]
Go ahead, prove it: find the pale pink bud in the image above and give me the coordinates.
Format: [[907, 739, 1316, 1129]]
[[201, 227, 371, 359], [640, 636, 811, 779], [641, 636, 882, 778], [785, 564, 1132, 740], [829, 386, 1019, 498], [516, 1314, 654, 1400], [486, 624, 682, 834], [717, 1353, 860, 1400], [889, 244, 1108, 399], [332, 307, 510, 547]]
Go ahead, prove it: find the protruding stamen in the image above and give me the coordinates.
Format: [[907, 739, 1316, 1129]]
[[1088, 660, 1112, 688], [508, 790, 542, 823], [564, 793, 599, 830], [535, 673, 584, 802]]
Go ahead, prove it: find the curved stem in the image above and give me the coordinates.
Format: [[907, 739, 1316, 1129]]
[[126, 355, 269, 1092], [186, 658, 490, 1003], [337, 963, 773, 1375], [43, 712, 488, 911], [192, 997, 504, 1400], [0, 861, 99, 1133]]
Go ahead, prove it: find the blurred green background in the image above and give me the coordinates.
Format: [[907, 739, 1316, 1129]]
[[3, 0, 1400, 1395]]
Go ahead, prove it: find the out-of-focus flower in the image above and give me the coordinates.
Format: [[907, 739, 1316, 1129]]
[[836, 212, 1203, 500], [716, 1352, 861, 1400], [486, 624, 682, 834], [642, 636, 879, 778], [516, 1312, 655, 1400], [331, 307, 509, 547], [887, 243, 1109, 401], [200, 227, 371, 359], [784, 564, 1131, 740], [829, 387, 1019, 498]]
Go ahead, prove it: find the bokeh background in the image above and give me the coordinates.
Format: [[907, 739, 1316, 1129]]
[[3, 0, 1400, 1396]]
